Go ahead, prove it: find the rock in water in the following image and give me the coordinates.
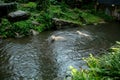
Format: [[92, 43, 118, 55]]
[[30, 29, 39, 36], [8, 10, 30, 22], [0, 2, 17, 17]]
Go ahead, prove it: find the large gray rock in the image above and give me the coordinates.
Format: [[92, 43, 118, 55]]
[[0, 2, 17, 17], [8, 10, 30, 22], [52, 18, 80, 29]]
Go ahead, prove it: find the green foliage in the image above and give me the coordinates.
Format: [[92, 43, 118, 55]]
[[35, 11, 52, 30], [22, 2, 37, 9], [36, 0, 50, 11], [34, 24, 46, 32], [18, 2, 37, 11], [48, 5, 101, 25], [0, 19, 34, 38], [0, 1, 108, 38], [0, 18, 44, 38], [12, 20, 33, 36], [50, 0, 58, 5], [88, 10, 113, 22], [97, 13, 113, 22], [71, 42, 120, 80], [0, 19, 12, 38], [70, 66, 100, 80]]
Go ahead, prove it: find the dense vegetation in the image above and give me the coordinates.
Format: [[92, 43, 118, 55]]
[[0, 0, 113, 38], [70, 41, 120, 80]]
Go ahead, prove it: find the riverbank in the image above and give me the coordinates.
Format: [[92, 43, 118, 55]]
[[0, 2, 112, 38]]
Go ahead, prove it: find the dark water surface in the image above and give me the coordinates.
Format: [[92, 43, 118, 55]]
[[0, 23, 120, 80]]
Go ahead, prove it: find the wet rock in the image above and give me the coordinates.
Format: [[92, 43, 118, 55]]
[[65, 70, 72, 80], [14, 32, 24, 38], [7, 10, 30, 22], [51, 35, 65, 41], [0, 2, 17, 18], [48, 35, 66, 43], [52, 18, 80, 29], [30, 29, 39, 36], [76, 31, 90, 37], [66, 76, 72, 80], [93, 23, 98, 25]]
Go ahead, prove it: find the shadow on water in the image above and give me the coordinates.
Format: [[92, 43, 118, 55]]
[[0, 23, 120, 80]]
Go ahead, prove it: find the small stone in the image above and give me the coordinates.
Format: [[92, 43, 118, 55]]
[[14, 32, 24, 38], [93, 23, 98, 25], [32, 21, 40, 26], [82, 24, 86, 26], [30, 29, 39, 36]]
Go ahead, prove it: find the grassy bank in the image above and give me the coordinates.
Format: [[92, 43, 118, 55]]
[[0, 2, 111, 38], [70, 41, 120, 80]]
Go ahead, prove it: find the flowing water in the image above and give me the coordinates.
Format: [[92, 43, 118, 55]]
[[0, 23, 120, 80]]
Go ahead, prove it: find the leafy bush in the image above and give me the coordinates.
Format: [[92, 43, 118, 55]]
[[19, 2, 37, 11], [34, 24, 46, 32], [71, 42, 120, 80], [22, 2, 36, 8], [88, 10, 113, 22], [50, 0, 58, 5], [0, 19, 13, 38], [12, 20, 33, 36], [36, 11, 52, 30], [0, 19, 34, 38], [48, 6, 101, 25], [36, 0, 50, 11]]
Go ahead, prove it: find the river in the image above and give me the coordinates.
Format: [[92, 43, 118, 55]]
[[0, 23, 120, 80]]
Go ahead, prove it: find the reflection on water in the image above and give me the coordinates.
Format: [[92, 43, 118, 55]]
[[0, 23, 120, 80]]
